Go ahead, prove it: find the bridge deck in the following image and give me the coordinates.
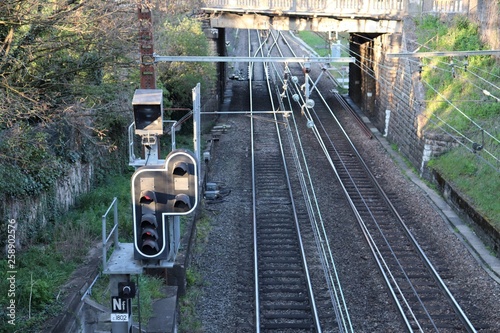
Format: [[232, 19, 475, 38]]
[[202, 0, 408, 19], [201, 0, 410, 32]]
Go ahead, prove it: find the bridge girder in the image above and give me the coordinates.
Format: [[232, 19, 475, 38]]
[[207, 13, 402, 34]]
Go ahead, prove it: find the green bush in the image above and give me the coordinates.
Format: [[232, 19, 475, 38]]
[[157, 17, 217, 110]]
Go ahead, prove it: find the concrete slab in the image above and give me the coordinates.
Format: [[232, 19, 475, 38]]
[[103, 243, 143, 275], [146, 286, 178, 333]]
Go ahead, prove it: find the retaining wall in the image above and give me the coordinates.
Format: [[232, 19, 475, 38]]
[[356, 17, 499, 258]]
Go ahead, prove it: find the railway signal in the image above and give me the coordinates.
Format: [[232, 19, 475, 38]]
[[164, 149, 199, 215], [131, 149, 198, 260], [131, 165, 168, 260]]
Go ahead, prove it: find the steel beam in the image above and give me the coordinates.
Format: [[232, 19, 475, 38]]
[[154, 56, 355, 63], [387, 50, 500, 58]]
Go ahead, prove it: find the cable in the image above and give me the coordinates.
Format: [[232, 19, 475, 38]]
[[144, 145, 151, 166], [349, 32, 500, 93], [261, 28, 498, 173], [334, 36, 500, 171], [341, 37, 497, 130], [136, 274, 142, 333]]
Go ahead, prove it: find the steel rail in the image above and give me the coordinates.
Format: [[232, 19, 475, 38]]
[[248, 29, 261, 333], [318, 53, 476, 332], [307, 81, 431, 331], [247, 28, 322, 332], [244, 26, 477, 332], [273, 27, 474, 330]]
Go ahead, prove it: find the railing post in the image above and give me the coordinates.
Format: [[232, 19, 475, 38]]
[[113, 198, 119, 246], [102, 213, 107, 271]]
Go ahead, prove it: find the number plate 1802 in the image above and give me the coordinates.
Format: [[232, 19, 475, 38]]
[[111, 313, 129, 322]]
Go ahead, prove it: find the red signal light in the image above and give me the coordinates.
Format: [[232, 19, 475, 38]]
[[140, 190, 156, 204]]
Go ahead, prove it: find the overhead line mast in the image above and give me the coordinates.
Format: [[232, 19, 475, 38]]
[[138, 3, 156, 89]]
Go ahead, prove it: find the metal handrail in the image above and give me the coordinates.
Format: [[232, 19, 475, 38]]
[[102, 197, 119, 271], [128, 123, 136, 164]]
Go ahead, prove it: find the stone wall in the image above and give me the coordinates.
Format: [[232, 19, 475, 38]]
[[475, 0, 500, 54], [360, 1, 500, 176], [355, 13, 499, 257], [357, 29, 431, 174], [356, 21, 467, 179], [419, 132, 460, 177], [2, 161, 95, 251]]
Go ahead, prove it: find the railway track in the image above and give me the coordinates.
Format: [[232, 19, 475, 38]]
[[252, 107, 319, 331], [204, 27, 493, 332], [308, 89, 475, 332], [273, 29, 478, 331], [230, 30, 322, 332]]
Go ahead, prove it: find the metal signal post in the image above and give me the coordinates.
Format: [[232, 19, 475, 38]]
[[105, 4, 202, 331], [135, 2, 162, 166]]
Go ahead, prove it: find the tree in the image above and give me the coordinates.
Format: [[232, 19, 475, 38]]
[[156, 17, 216, 109], [0, 0, 139, 196], [0, 0, 137, 128]]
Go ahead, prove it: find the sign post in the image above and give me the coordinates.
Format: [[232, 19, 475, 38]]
[[109, 274, 133, 333]]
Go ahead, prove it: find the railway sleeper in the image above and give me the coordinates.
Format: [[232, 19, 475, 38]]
[[263, 313, 312, 320], [259, 249, 299, 255], [260, 286, 310, 294], [260, 271, 303, 277], [260, 322, 314, 330], [260, 278, 305, 285], [263, 304, 311, 311]]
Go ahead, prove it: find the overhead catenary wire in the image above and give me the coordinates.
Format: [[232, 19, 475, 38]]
[[277, 31, 424, 331], [281, 30, 478, 330], [350, 32, 500, 94], [348, 38, 499, 97], [270, 28, 355, 333], [346, 48, 500, 170], [335, 36, 500, 171]]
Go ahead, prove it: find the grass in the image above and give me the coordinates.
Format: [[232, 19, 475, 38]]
[[298, 17, 500, 240], [428, 149, 500, 231], [415, 15, 500, 232], [0, 142, 205, 331], [0, 130, 208, 331], [178, 268, 204, 333], [297, 31, 350, 93], [178, 213, 211, 332], [297, 31, 331, 56]]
